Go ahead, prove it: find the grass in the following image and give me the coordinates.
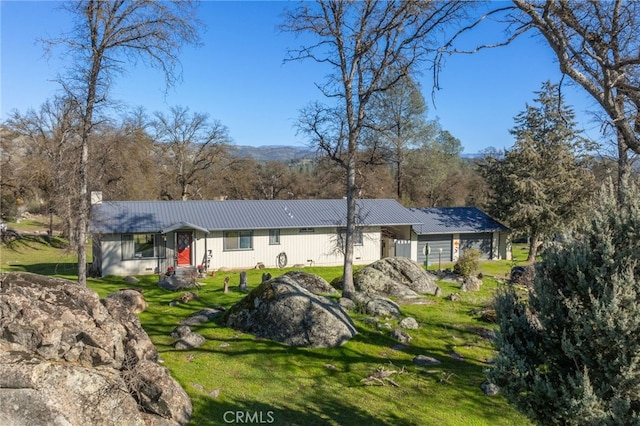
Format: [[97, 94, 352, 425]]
[[0, 236, 532, 426], [427, 243, 531, 280]]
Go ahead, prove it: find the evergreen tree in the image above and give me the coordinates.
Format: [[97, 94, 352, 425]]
[[488, 181, 640, 425], [365, 74, 434, 200], [479, 81, 594, 262], [404, 127, 465, 207]]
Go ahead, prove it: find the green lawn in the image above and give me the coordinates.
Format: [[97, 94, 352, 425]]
[[0, 237, 531, 426]]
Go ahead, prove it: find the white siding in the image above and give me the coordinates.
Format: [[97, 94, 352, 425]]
[[204, 226, 381, 269], [499, 232, 512, 260], [410, 232, 418, 262], [100, 234, 164, 276], [99, 226, 389, 276]]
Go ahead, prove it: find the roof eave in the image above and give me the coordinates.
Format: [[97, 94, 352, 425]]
[[162, 222, 210, 234]]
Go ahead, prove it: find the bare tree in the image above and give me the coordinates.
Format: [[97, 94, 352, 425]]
[[42, 0, 201, 284], [152, 106, 230, 201], [255, 161, 297, 200], [284, 0, 468, 297], [3, 97, 82, 240], [444, 1, 640, 195], [514, 1, 640, 196], [90, 110, 160, 201]]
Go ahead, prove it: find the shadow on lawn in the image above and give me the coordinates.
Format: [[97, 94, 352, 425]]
[[5, 262, 79, 276], [190, 387, 416, 426], [81, 277, 523, 425], [185, 359, 517, 426], [2, 234, 69, 250], [160, 326, 407, 373]]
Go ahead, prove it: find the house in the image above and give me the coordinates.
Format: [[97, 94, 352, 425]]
[[89, 197, 419, 277], [402, 207, 511, 266]]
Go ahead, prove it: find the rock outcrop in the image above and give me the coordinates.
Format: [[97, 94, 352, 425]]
[[282, 270, 339, 295], [104, 288, 148, 314], [353, 257, 440, 298], [0, 272, 191, 426], [223, 273, 357, 348]]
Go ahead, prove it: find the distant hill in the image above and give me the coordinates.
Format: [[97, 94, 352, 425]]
[[461, 153, 483, 159], [230, 144, 483, 162], [230, 145, 316, 162]]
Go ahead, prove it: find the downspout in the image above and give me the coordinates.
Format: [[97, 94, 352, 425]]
[[174, 232, 178, 269], [205, 232, 208, 270]]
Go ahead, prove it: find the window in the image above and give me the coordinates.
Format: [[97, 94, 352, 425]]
[[338, 227, 363, 246], [224, 230, 253, 250], [122, 234, 165, 259], [299, 228, 315, 233], [269, 229, 280, 245]]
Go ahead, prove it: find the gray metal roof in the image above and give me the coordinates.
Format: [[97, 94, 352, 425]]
[[409, 207, 509, 235], [90, 199, 421, 234]]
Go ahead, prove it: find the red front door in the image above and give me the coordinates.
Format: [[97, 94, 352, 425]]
[[177, 232, 192, 265]]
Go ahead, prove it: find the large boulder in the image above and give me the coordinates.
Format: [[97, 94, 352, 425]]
[[158, 276, 199, 292], [222, 273, 357, 348], [354, 257, 440, 298], [282, 271, 339, 295], [0, 272, 191, 425], [460, 276, 482, 292], [105, 288, 148, 314]]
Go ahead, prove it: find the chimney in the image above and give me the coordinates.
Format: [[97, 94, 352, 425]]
[[91, 191, 103, 205]]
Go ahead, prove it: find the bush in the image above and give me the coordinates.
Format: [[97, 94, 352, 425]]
[[454, 248, 481, 278], [488, 183, 640, 424], [0, 195, 19, 222]]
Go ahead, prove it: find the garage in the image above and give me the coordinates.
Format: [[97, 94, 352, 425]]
[[460, 233, 493, 259], [408, 207, 511, 264], [417, 235, 452, 265]]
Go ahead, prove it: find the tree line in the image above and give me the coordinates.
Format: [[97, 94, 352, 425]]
[[0, 99, 482, 229], [2, 76, 633, 267]]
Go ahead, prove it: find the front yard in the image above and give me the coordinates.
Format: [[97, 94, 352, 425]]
[[1, 234, 531, 425]]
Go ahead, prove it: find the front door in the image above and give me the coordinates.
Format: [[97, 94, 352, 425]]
[[177, 232, 192, 266]]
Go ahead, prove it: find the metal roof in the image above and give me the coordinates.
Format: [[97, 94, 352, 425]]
[[409, 207, 509, 235], [90, 199, 421, 234]]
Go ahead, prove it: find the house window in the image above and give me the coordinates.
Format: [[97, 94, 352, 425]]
[[299, 228, 315, 233], [269, 229, 280, 245], [338, 227, 364, 246], [121, 234, 165, 259], [224, 230, 253, 251]]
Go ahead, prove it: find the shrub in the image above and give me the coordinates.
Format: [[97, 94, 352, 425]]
[[488, 183, 640, 424], [0, 195, 18, 222], [454, 248, 481, 278]]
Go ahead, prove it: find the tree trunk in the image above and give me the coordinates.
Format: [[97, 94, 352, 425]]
[[527, 234, 542, 264], [617, 133, 630, 203], [342, 155, 357, 299], [77, 139, 88, 285], [396, 144, 403, 200]]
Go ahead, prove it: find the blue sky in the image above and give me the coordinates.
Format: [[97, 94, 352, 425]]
[[1, 1, 601, 153]]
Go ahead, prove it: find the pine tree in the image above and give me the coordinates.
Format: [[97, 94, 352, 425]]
[[488, 181, 640, 425], [479, 81, 594, 262]]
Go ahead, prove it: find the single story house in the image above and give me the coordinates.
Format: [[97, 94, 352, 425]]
[[89, 197, 419, 277], [401, 207, 511, 266]]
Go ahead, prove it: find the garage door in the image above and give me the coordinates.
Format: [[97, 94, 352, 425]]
[[417, 235, 452, 265], [460, 233, 493, 259]]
